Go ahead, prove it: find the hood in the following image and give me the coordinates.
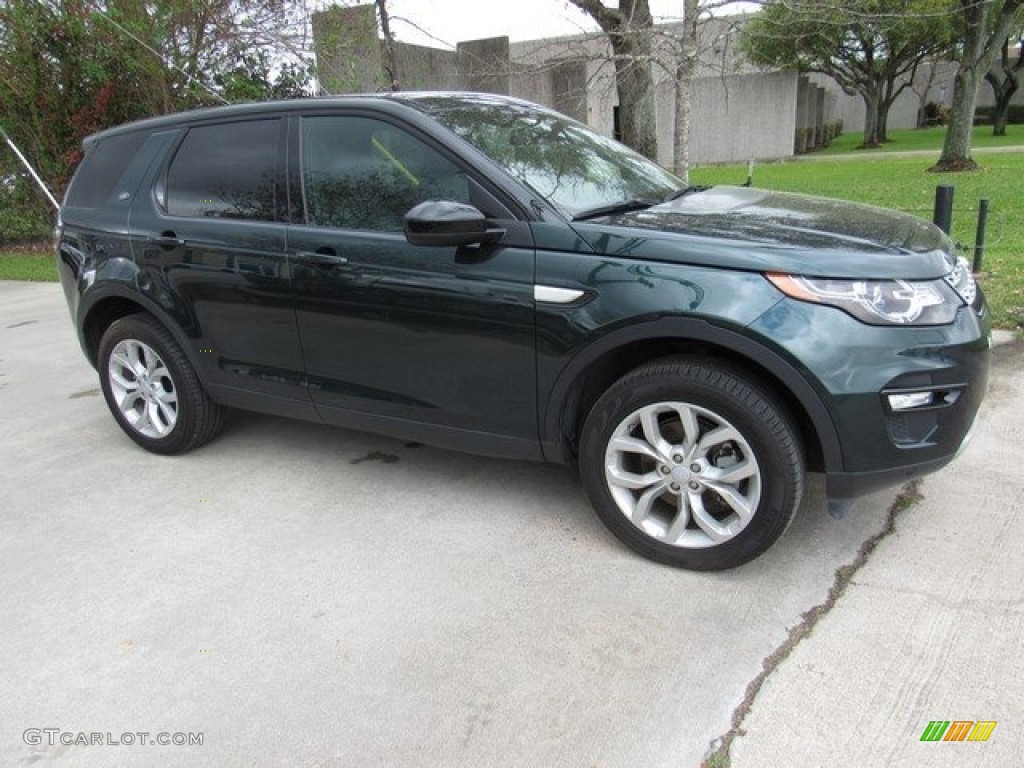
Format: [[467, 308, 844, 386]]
[[568, 186, 956, 280]]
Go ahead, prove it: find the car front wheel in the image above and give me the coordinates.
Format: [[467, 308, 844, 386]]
[[580, 357, 805, 570], [98, 314, 224, 455]]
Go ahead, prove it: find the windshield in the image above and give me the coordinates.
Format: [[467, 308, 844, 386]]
[[409, 94, 683, 217]]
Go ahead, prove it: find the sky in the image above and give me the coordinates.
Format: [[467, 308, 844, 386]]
[[372, 1, 694, 49]]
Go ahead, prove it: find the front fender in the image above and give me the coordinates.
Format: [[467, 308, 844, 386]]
[[538, 316, 843, 472]]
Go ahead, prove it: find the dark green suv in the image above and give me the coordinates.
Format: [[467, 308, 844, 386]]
[[57, 93, 990, 570]]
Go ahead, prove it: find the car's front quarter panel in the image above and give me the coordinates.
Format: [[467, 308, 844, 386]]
[[534, 246, 792, 447], [533, 221, 991, 503]]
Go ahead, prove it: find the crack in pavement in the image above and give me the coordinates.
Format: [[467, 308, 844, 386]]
[[700, 480, 924, 768]]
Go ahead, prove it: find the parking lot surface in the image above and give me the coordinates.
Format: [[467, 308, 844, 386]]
[[0, 281, 992, 767]]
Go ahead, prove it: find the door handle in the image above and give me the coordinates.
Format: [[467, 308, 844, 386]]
[[295, 250, 349, 268], [147, 232, 185, 248]]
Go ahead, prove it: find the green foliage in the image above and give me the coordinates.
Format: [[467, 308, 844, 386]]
[[0, 0, 313, 230], [0, 173, 53, 244], [742, 0, 953, 79], [742, 1, 955, 146]]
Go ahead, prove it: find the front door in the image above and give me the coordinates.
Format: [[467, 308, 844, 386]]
[[288, 113, 538, 458]]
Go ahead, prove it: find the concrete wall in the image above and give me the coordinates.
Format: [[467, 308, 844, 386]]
[[808, 60, 992, 136], [312, 4, 384, 94], [682, 72, 799, 165], [392, 43, 460, 91], [457, 37, 511, 94]]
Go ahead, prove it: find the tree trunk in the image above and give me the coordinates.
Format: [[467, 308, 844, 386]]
[[376, 0, 399, 91], [672, 0, 699, 181], [672, 60, 692, 181], [569, 0, 659, 160], [985, 38, 1021, 136], [932, 0, 1023, 172], [993, 102, 1009, 135], [933, 60, 982, 170], [876, 97, 889, 143], [609, 34, 658, 160], [861, 90, 881, 147]]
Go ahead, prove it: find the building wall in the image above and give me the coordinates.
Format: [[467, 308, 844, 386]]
[[656, 72, 800, 166], [392, 43, 460, 91], [314, 5, 1017, 166]]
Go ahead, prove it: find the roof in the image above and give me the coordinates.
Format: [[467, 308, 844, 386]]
[[83, 92, 534, 146]]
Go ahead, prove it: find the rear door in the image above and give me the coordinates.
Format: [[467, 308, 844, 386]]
[[287, 110, 539, 458], [129, 117, 310, 413]]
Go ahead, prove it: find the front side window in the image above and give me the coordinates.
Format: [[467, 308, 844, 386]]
[[165, 120, 279, 220], [301, 116, 470, 231]]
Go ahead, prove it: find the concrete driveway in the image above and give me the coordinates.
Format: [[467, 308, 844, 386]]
[[0, 280, 1013, 767]]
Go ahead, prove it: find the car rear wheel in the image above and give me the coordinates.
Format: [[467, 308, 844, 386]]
[[98, 314, 224, 455], [580, 357, 805, 570]]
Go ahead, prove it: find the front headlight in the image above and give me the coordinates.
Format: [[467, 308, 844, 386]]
[[766, 273, 964, 326]]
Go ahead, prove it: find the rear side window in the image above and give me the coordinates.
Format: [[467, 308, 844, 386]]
[[65, 132, 148, 209], [165, 119, 279, 220]]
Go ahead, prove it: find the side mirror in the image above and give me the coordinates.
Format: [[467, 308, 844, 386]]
[[404, 201, 505, 247]]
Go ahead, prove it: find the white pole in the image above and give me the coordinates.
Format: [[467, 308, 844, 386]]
[[0, 126, 60, 212]]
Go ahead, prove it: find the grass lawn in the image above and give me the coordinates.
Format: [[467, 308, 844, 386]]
[[818, 125, 1024, 155], [692, 151, 1024, 330], [0, 250, 57, 282]]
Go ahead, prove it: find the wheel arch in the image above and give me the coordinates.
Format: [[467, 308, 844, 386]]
[[79, 285, 199, 374], [540, 318, 842, 474]]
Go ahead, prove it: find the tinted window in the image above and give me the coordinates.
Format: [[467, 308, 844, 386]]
[[65, 131, 148, 208], [166, 120, 279, 220], [301, 116, 470, 231]]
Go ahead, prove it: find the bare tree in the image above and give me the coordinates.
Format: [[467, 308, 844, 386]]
[[376, 0, 400, 91], [567, 0, 659, 160], [669, 0, 700, 180]]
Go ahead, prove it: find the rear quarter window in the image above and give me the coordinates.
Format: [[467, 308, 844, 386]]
[[65, 131, 148, 209]]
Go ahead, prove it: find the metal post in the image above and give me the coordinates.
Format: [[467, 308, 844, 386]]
[[973, 199, 990, 273], [0, 126, 60, 211], [933, 184, 954, 234]]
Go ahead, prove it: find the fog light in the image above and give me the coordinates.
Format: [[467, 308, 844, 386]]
[[888, 392, 935, 411]]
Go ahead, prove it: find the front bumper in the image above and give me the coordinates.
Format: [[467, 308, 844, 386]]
[[749, 295, 991, 503]]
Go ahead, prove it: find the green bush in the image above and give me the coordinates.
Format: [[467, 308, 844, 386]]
[[0, 177, 53, 245]]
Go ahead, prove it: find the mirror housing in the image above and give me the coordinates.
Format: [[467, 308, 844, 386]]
[[404, 201, 505, 247]]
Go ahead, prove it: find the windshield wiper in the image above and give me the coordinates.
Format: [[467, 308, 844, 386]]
[[662, 185, 708, 202], [571, 198, 659, 222]]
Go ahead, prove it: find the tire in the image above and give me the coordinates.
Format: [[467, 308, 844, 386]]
[[579, 357, 805, 571], [98, 314, 225, 455]]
